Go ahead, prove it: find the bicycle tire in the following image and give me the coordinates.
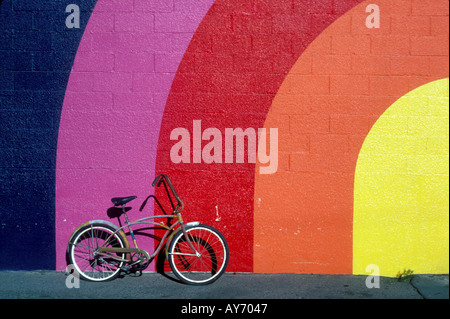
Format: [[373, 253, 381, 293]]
[[168, 224, 229, 285], [68, 223, 127, 282]]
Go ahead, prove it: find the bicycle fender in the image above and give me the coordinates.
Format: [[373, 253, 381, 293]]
[[67, 220, 130, 249], [185, 222, 200, 227]]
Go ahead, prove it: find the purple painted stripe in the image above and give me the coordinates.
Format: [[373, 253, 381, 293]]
[[55, 0, 215, 270]]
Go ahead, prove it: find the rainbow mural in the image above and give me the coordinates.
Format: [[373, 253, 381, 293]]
[[55, 0, 449, 276]]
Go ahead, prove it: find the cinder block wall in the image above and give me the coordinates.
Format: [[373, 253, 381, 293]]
[[0, 0, 98, 270], [1, 0, 448, 276]]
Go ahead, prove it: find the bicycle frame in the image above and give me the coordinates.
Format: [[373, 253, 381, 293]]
[[96, 175, 200, 264]]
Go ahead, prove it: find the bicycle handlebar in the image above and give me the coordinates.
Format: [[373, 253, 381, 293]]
[[152, 174, 184, 211]]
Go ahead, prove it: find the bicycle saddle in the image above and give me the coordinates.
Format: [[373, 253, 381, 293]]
[[111, 196, 137, 206]]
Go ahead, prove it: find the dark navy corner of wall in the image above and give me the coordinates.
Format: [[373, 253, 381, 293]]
[[0, 0, 97, 270]]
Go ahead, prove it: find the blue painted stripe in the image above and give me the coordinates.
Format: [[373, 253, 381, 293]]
[[0, 0, 98, 270]]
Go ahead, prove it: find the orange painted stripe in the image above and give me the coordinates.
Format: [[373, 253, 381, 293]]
[[254, 0, 449, 274]]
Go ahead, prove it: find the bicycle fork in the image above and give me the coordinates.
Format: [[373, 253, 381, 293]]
[[181, 226, 201, 257], [175, 213, 201, 258]]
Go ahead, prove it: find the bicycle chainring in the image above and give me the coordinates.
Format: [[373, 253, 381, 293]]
[[129, 252, 150, 271]]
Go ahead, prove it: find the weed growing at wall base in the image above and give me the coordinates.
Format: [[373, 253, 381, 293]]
[[170, 120, 278, 174]]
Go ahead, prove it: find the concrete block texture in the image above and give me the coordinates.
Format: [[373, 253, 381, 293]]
[[0, 0, 448, 277]]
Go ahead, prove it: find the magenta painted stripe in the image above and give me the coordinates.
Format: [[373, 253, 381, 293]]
[[55, 0, 215, 271]]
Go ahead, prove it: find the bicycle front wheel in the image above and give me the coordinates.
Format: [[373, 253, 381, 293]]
[[68, 223, 127, 282], [168, 224, 229, 285]]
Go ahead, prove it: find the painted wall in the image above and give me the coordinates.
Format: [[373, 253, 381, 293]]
[[0, 0, 98, 270], [0, 0, 448, 276]]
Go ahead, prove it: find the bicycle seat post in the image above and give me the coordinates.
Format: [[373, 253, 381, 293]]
[[122, 204, 138, 248]]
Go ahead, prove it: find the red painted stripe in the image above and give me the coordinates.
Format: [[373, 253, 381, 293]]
[[155, 0, 363, 272]]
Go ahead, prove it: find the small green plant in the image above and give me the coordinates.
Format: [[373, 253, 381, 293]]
[[397, 269, 415, 282]]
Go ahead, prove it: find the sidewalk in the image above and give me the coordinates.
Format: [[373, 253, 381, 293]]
[[0, 271, 447, 299]]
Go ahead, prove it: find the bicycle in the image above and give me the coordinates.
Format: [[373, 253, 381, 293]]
[[66, 174, 229, 285]]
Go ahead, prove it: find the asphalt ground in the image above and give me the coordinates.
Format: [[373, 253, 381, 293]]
[[0, 271, 447, 300]]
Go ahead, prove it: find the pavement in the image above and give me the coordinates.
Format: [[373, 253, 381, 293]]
[[0, 271, 448, 300]]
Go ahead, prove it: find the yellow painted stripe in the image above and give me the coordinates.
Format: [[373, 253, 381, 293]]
[[354, 78, 449, 277]]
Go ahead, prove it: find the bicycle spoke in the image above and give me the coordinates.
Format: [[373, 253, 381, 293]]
[[169, 225, 228, 285], [69, 225, 125, 282]]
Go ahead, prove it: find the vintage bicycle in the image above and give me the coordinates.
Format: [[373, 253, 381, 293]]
[[66, 174, 229, 285]]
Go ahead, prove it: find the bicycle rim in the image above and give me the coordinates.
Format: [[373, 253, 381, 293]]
[[70, 225, 125, 282], [169, 225, 229, 285]]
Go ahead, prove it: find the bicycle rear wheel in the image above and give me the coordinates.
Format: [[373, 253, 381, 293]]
[[168, 224, 229, 285], [68, 223, 127, 282]]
